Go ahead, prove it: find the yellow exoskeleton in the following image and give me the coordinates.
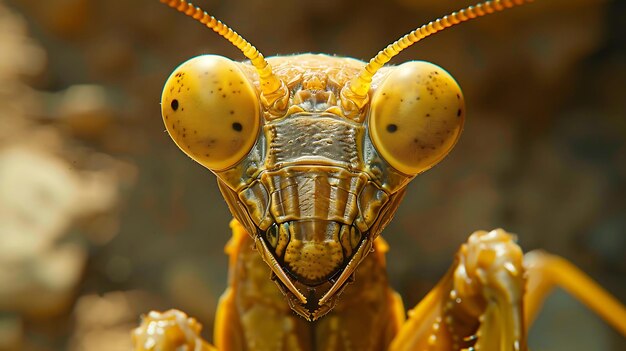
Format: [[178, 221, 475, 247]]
[[133, 0, 626, 350]]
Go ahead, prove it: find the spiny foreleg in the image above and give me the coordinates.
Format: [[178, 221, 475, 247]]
[[389, 229, 526, 351]]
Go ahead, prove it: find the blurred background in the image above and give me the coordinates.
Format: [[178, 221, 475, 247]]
[[0, 0, 624, 350]]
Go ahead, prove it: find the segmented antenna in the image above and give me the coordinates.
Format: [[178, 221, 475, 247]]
[[161, 0, 283, 97], [346, 0, 534, 102]]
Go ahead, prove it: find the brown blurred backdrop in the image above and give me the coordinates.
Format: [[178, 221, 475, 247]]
[[0, 0, 624, 350]]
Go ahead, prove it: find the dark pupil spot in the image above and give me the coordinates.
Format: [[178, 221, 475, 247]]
[[386, 124, 398, 133], [232, 122, 243, 132], [171, 99, 179, 111]]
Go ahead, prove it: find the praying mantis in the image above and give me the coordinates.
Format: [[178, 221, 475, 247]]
[[132, 0, 626, 350]]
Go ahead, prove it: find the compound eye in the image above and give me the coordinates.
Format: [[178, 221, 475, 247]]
[[369, 61, 464, 175], [161, 55, 260, 171]]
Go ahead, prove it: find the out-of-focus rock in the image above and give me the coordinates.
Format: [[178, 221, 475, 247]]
[[0, 145, 122, 316], [50, 84, 116, 141], [0, 1, 45, 142], [0, 2, 133, 348], [69, 291, 162, 351], [0, 2, 46, 78], [0, 315, 22, 351]]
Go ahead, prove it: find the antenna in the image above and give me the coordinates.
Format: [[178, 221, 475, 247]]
[[343, 0, 534, 109], [161, 0, 286, 104]]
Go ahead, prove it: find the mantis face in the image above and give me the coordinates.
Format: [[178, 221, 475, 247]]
[[161, 54, 464, 319], [159, 0, 530, 320]]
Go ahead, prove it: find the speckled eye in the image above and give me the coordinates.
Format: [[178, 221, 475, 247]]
[[368, 61, 465, 175], [161, 55, 260, 171]]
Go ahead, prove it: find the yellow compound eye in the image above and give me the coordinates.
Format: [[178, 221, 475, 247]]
[[161, 55, 260, 171], [369, 61, 465, 175]]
